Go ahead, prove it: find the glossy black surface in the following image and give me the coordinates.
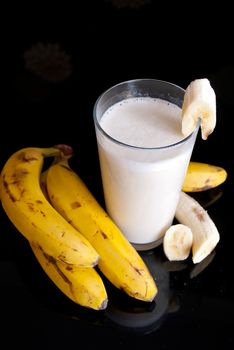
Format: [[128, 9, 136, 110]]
[[1, 2, 233, 348]]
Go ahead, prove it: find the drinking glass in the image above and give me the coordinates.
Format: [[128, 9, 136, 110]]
[[93, 79, 198, 250]]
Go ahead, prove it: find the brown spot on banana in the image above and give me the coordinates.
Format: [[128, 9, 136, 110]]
[[2, 177, 17, 202], [19, 152, 39, 162], [55, 265, 72, 290], [41, 249, 57, 264], [66, 266, 73, 271], [129, 262, 142, 275], [9, 179, 21, 185], [19, 169, 30, 175], [12, 169, 29, 179], [58, 253, 68, 262], [40, 246, 75, 297], [100, 231, 108, 239], [71, 201, 81, 209], [27, 202, 36, 212], [192, 206, 206, 221]]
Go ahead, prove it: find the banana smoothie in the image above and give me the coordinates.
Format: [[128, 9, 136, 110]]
[[94, 79, 198, 250]]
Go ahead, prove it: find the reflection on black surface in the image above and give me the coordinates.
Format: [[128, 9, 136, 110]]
[[191, 187, 224, 209], [189, 251, 216, 279], [12, 241, 220, 336], [16, 245, 171, 334], [104, 250, 170, 334]]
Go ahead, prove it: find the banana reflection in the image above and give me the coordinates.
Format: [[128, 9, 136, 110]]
[[104, 245, 218, 334], [104, 249, 170, 333]]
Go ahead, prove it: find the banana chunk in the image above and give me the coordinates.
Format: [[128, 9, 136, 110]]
[[182, 78, 216, 140], [175, 192, 220, 264], [163, 224, 193, 261]]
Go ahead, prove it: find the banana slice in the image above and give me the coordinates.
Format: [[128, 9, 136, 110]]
[[163, 224, 193, 261], [182, 78, 216, 140], [175, 192, 220, 264]]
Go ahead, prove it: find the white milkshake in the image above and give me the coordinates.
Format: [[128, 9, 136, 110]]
[[94, 80, 198, 250]]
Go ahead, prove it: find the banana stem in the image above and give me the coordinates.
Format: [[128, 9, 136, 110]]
[[42, 145, 74, 158], [53, 144, 74, 157]]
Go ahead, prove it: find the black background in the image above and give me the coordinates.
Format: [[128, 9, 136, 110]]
[[1, 1, 233, 348]]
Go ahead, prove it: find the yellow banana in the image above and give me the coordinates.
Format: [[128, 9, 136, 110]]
[[30, 241, 108, 310], [0, 147, 99, 267], [46, 156, 157, 302], [183, 161, 227, 192]]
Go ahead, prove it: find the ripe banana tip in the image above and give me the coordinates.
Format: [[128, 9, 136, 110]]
[[92, 256, 100, 267], [100, 298, 108, 310]]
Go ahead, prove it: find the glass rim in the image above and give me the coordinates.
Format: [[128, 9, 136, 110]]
[[93, 78, 200, 151]]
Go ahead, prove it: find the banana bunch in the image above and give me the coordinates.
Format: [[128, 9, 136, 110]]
[[0, 146, 110, 310], [45, 155, 158, 302], [0, 145, 157, 308], [182, 161, 227, 192]]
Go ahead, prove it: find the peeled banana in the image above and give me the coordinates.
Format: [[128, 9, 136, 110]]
[[0, 147, 99, 267], [175, 191, 220, 264], [46, 156, 157, 302], [183, 161, 227, 192], [182, 78, 216, 140], [30, 242, 108, 310]]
